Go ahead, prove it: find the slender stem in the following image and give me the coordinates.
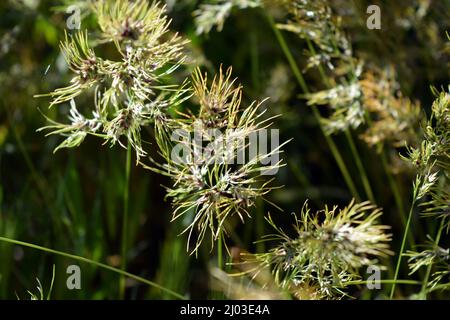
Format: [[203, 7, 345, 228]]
[[217, 232, 223, 270], [390, 198, 416, 299], [420, 218, 445, 298], [266, 13, 360, 201], [119, 144, 132, 299], [0, 236, 185, 300]]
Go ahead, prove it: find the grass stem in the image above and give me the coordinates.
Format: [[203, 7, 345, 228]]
[[119, 144, 132, 299]]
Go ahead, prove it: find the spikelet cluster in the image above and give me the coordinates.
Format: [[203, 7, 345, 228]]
[[242, 200, 392, 298]]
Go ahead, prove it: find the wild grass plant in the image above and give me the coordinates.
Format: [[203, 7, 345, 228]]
[[0, 0, 449, 300]]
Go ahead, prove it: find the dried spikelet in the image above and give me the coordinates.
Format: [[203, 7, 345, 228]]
[[289, 280, 328, 300]]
